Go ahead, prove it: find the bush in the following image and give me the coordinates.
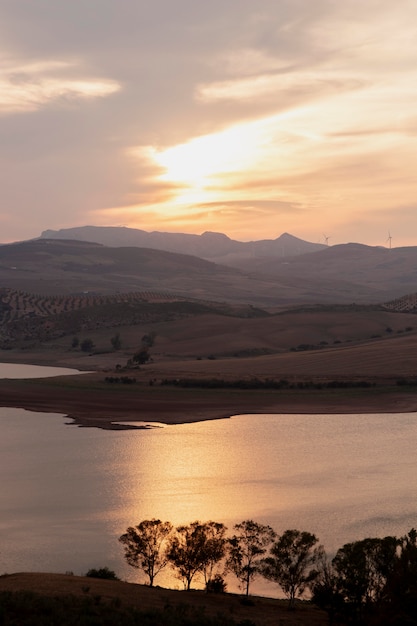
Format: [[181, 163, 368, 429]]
[[131, 348, 151, 364], [206, 574, 227, 594], [85, 567, 119, 580]]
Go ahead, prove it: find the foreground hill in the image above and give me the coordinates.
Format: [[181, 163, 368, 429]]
[[0, 573, 327, 626]]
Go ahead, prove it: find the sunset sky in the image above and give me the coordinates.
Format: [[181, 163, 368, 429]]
[[1, 1, 416, 247]]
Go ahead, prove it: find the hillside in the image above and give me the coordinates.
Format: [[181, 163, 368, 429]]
[[1, 236, 417, 305], [0, 238, 334, 306], [36, 225, 417, 304], [0, 573, 327, 626], [1, 283, 417, 382], [2, 234, 417, 392]]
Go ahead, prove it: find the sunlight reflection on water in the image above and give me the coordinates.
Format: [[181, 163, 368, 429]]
[[1, 408, 417, 596]]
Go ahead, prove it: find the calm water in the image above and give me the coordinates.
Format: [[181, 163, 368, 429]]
[[1, 400, 417, 595], [0, 362, 85, 378]]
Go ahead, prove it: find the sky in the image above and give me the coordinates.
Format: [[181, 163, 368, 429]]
[[1, 0, 417, 247]]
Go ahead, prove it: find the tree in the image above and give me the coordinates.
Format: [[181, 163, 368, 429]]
[[131, 347, 151, 365], [71, 336, 79, 348], [309, 551, 344, 625], [199, 521, 227, 587], [119, 519, 173, 587], [385, 528, 417, 609], [261, 529, 321, 609], [332, 535, 398, 621], [80, 338, 95, 352], [226, 519, 275, 596], [166, 521, 226, 591], [110, 332, 122, 351]]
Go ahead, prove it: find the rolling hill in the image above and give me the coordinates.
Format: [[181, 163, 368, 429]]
[[1, 232, 417, 381], [1, 235, 417, 305]]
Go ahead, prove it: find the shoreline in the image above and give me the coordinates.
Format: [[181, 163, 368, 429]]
[[0, 373, 416, 429]]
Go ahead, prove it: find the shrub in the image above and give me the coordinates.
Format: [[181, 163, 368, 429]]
[[85, 567, 119, 580], [206, 574, 227, 594]]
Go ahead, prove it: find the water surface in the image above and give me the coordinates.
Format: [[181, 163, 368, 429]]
[[0, 362, 84, 378], [1, 408, 416, 595]]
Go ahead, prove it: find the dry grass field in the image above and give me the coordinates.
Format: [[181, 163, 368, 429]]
[[0, 573, 328, 626], [1, 325, 417, 429]]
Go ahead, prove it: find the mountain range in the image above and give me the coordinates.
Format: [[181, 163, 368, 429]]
[[40, 226, 326, 264], [0, 225, 415, 306]]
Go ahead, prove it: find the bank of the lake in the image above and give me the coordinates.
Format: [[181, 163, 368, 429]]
[[0, 370, 417, 429]]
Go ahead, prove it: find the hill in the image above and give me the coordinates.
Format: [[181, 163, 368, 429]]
[[2, 236, 417, 305], [0, 573, 327, 626], [1, 283, 416, 369], [2, 234, 417, 403], [37, 226, 417, 303], [0, 238, 334, 306]]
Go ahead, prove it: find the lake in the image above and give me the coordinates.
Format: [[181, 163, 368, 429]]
[[0, 362, 87, 379], [1, 382, 417, 596]]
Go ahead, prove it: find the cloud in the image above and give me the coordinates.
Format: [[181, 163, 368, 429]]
[[0, 0, 417, 245], [0, 58, 120, 114]]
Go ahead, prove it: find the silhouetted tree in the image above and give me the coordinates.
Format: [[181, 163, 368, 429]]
[[332, 535, 398, 622], [166, 521, 226, 591], [226, 520, 275, 596], [119, 519, 173, 586], [261, 529, 322, 609], [385, 528, 417, 615], [310, 551, 344, 625], [199, 521, 227, 587]]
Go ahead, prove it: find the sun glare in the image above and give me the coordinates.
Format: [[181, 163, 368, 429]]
[[150, 124, 266, 187]]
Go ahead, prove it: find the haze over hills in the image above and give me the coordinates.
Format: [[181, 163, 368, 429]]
[[40, 225, 327, 263], [36, 225, 417, 304], [1, 231, 417, 305], [0, 238, 307, 306]]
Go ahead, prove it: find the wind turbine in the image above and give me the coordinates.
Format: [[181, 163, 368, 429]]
[[386, 232, 392, 249], [323, 233, 331, 246]]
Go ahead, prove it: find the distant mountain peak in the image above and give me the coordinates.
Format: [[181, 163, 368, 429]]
[[201, 231, 231, 240], [39, 225, 326, 261]]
